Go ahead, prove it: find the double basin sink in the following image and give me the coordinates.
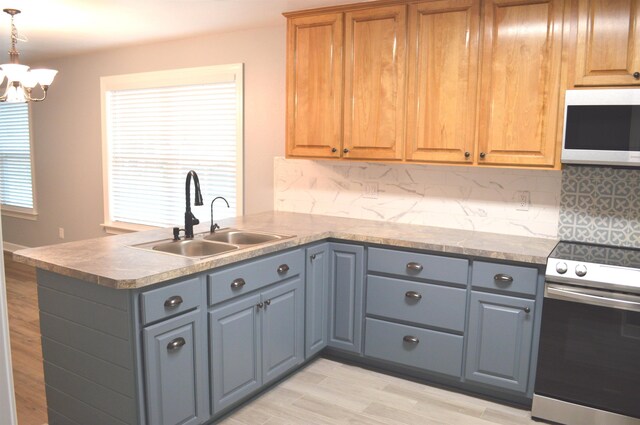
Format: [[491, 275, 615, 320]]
[[133, 228, 293, 259]]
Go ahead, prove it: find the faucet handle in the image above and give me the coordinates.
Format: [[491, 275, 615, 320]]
[[210, 223, 220, 233], [173, 227, 183, 241]]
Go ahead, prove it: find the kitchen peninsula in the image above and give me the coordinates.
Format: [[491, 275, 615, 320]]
[[14, 211, 557, 425]]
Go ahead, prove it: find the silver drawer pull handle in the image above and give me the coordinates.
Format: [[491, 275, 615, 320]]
[[231, 278, 246, 289], [406, 262, 423, 272], [494, 273, 514, 284], [405, 291, 422, 300], [164, 295, 183, 309], [277, 264, 290, 275], [403, 335, 419, 344], [167, 337, 186, 351]]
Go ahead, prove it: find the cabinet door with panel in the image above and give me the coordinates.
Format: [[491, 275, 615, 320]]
[[210, 293, 262, 414], [405, 0, 480, 163], [305, 244, 330, 358], [465, 291, 535, 393], [574, 0, 640, 86], [477, 0, 566, 167], [261, 278, 305, 385], [328, 243, 365, 354], [143, 309, 208, 425], [343, 5, 406, 160], [286, 13, 343, 158]]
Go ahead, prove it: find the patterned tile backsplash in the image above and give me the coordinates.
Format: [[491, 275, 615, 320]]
[[559, 165, 640, 248], [274, 158, 562, 238]]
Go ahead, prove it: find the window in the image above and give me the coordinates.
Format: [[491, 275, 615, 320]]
[[0, 102, 37, 219], [101, 64, 243, 231]]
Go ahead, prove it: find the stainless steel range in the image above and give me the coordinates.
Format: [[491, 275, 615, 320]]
[[532, 241, 640, 425]]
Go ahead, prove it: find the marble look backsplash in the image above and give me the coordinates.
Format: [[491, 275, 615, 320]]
[[559, 165, 640, 248], [274, 157, 562, 238]]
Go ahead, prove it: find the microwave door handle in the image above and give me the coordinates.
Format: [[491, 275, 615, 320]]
[[545, 284, 640, 313]]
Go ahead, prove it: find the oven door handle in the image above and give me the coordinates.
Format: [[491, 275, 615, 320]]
[[545, 283, 640, 313]]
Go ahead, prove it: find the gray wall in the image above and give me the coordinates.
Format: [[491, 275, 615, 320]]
[[2, 25, 286, 248], [559, 165, 640, 248]]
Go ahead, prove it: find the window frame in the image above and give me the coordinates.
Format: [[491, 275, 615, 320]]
[[0, 102, 38, 221], [100, 64, 244, 233]]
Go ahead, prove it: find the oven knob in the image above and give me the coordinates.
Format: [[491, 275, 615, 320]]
[[575, 264, 588, 277], [555, 262, 568, 274]]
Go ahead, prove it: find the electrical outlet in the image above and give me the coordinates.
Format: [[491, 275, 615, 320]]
[[363, 182, 379, 199], [516, 191, 530, 211], [58, 227, 65, 239]]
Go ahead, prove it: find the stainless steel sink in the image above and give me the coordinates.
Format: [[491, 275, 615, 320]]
[[129, 228, 294, 259], [202, 229, 289, 245]]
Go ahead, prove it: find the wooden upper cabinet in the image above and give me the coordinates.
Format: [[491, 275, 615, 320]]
[[343, 5, 407, 160], [477, 0, 565, 167], [405, 0, 480, 163], [574, 0, 640, 86], [286, 13, 343, 158]]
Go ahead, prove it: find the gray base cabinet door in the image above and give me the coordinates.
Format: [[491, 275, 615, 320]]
[[465, 291, 535, 393], [328, 243, 365, 354], [261, 278, 305, 385], [305, 244, 330, 358], [143, 309, 208, 425], [210, 293, 262, 414]]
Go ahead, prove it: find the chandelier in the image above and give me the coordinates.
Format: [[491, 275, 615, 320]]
[[0, 9, 57, 103]]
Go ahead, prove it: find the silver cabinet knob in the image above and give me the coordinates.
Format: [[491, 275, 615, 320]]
[[403, 335, 419, 344], [164, 295, 183, 309], [524, 307, 531, 314], [264, 299, 271, 306], [405, 291, 422, 300], [256, 302, 264, 309], [231, 278, 246, 289], [555, 262, 568, 274], [575, 264, 588, 277], [277, 264, 290, 275], [167, 337, 186, 351], [406, 262, 423, 272]]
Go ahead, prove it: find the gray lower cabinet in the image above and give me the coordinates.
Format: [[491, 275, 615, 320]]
[[210, 276, 304, 414], [143, 309, 208, 425], [305, 243, 330, 358], [327, 243, 365, 354], [465, 291, 535, 393]]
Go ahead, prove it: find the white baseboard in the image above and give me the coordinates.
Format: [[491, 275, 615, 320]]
[[2, 242, 28, 253]]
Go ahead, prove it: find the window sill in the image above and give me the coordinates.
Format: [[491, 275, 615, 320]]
[[101, 222, 160, 235], [1, 207, 38, 221]]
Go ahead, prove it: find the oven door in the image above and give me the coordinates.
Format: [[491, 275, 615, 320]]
[[534, 283, 640, 419]]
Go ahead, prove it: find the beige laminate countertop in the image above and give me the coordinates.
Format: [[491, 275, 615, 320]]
[[13, 211, 558, 290]]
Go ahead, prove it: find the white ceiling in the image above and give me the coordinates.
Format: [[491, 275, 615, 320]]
[[0, 0, 362, 63]]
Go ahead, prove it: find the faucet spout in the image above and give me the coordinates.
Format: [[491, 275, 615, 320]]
[[210, 196, 230, 233], [184, 170, 203, 238]]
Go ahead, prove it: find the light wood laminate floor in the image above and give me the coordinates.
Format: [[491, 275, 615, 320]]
[[4, 253, 537, 425]]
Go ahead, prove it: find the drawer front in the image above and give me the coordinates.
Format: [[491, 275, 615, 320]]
[[364, 318, 463, 378], [208, 249, 303, 306], [368, 247, 468, 285], [140, 276, 203, 325], [366, 275, 466, 332], [471, 261, 538, 296]]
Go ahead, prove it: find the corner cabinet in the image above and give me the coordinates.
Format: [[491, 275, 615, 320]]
[[286, 12, 343, 158], [327, 242, 365, 354], [573, 0, 640, 86], [305, 243, 330, 358]]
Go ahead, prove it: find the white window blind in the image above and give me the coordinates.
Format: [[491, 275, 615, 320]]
[[0, 102, 35, 212], [103, 65, 243, 229]]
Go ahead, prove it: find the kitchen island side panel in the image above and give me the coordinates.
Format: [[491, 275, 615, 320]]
[[36, 269, 142, 425]]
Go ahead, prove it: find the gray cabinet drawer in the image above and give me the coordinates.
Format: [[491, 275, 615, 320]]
[[471, 261, 538, 296], [366, 275, 466, 332], [364, 318, 463, 378], [208, 249, 303, 306], [140, 276, 203, 325], [368, 247, 468, 285]]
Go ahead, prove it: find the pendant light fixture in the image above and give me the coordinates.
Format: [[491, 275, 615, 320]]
[[0, 8, 58, 103]]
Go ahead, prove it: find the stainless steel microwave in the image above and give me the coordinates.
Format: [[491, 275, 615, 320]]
[[562, 89, 640, 167]]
